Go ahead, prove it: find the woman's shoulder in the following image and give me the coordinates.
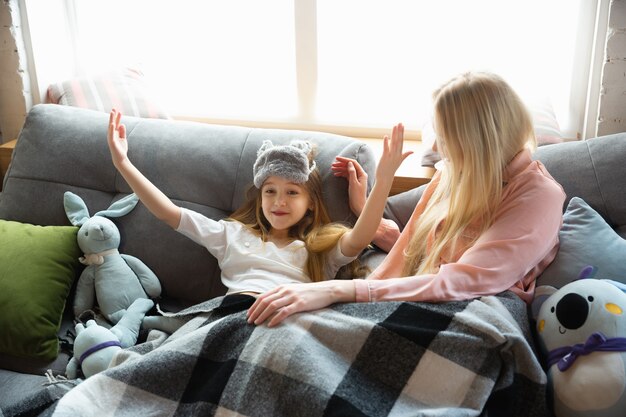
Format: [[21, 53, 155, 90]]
[[505, 160, 566, 206], [523, 159, 564, 192]]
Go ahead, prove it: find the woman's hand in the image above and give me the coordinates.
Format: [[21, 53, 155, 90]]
[[331, 156, 368, 216], [247, 280, 356, 327], [107, 109, 129, 169]]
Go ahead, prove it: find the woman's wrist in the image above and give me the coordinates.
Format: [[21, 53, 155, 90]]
[[331, 280, 357, 303]]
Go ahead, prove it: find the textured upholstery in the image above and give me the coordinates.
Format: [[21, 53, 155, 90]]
[[534, 134, 626, 238]]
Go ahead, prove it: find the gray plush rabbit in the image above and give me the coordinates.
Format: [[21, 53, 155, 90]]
[[64, 191, 161, 323]]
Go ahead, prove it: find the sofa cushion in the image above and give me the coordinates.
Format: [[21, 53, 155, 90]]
[[384, 184, 426, 231], [45, 67, 170, 119], [0, 220, 81, 361], [538, 197, 626, 288]]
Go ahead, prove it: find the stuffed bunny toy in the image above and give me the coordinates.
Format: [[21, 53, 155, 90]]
[[64, 191, 162, 323], [66, 298, 154, 379]]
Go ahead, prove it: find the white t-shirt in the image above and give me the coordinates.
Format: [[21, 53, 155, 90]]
[[176, 208, 358, 294]]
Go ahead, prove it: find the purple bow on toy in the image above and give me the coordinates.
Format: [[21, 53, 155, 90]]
[[547, 332, 626, 372]]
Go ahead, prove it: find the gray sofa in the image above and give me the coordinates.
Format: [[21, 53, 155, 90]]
[[0, 103, 624, 416]]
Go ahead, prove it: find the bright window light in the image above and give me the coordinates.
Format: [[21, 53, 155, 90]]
[[316, 0, 584, 135], [72, 0, 297, 120], [24, 0, 589, 138]]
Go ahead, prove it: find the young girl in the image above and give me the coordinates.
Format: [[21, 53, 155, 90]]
[[248, 71, 567, 327], [106, 109, 411, 299]]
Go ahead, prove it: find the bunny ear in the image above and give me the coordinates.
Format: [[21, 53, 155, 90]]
[[257, 140, 274, 156], [95, 194, 139, 218], [64, 191, 91, 226]]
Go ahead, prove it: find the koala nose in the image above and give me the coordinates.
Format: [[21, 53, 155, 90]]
[[556, 293, 589, 330]]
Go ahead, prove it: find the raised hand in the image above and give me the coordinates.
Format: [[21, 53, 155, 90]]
[[105, 108, 182, 229], [376, 123, 413, 185], [331, 156, 368, 216], [107, 109, 129, 169]]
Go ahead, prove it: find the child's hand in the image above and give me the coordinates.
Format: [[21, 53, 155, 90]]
[[107, 109, 129, 168], [331, 156, 367, 216], [376, 123, 413, 183]]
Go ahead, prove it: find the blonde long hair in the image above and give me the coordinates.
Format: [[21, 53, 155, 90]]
[[230, 153, 365, 282], [402, 72, 536, 276]]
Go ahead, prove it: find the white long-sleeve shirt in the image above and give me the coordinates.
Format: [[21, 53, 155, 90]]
[[177, 208, 358, 294]]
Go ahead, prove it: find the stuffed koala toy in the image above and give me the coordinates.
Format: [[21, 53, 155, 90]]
[[66, 298, 154, 379], [64, 191, 161, 323], [534, 267, 626, 417]]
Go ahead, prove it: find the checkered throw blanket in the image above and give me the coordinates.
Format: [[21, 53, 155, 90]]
[[50, 292, 549, 417]]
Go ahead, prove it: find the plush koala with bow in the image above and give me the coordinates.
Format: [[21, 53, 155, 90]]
[[64, 191, 161, 323], [534, 266, 626, 417]]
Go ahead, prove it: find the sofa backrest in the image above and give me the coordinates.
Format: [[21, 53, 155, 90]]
[[533, 133, 626, 238], [0, 104, 377, 307]]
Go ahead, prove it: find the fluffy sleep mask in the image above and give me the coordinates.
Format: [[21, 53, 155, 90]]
[[253, 140, 317, 188]]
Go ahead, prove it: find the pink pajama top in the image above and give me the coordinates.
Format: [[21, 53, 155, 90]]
[[354, 149, 566, 305]]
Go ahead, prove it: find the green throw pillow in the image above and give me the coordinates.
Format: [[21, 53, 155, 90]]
[[0, 219, 81, 361]]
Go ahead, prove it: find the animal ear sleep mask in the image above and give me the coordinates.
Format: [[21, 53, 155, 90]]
[[253, 140, 317, 188]]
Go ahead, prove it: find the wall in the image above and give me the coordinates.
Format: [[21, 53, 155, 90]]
[[597, 0, 626, 136], [0, 0, 31, 143]]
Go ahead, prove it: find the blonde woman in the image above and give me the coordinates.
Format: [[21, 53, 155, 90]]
[[248, 71, 566, 327]]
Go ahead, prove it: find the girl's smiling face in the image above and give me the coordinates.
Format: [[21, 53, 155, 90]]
[[261, 176, 313, 237]]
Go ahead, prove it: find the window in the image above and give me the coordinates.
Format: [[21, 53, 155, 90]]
[[24, 0, 593, 138]]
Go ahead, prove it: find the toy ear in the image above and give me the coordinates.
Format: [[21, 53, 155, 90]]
[[64, 191, 91, 226], [603, 279, 626, 294], [94, 194, 139, 218], [577, 265, 598, 280], [530, 285, 558, 321], [290, 140, 313, 154]]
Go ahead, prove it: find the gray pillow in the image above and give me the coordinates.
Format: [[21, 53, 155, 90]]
[[538, 197, 626, 288]]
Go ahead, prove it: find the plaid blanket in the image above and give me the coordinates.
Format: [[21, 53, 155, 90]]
[[48, 292, 549, 417]]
